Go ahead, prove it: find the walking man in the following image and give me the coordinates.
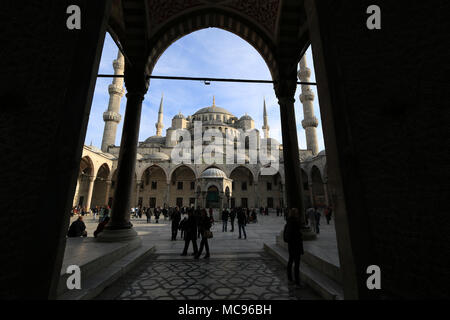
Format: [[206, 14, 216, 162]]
[[181, 211, 199, 256], [237, 207, 247, 239], [229, 208, 236, 232], [222, 207, 229, 232], [284, 208, 304, 287], [171, 207, 181, 240]]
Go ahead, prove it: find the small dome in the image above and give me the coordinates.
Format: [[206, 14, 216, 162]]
[[173, 113, 185, 119], [240, 114, 253, 121], [200, 168, 227, 179], [144, 152, 170, 161]]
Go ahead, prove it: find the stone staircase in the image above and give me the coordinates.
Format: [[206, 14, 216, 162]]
[[264, 231, 344, 300], [57, 237, 155, 300]]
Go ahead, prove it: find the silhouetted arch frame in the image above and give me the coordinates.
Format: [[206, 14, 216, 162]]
[[144, 8, 279, 81]]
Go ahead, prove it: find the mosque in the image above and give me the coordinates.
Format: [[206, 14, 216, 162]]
[[73, 51, 329, 212]]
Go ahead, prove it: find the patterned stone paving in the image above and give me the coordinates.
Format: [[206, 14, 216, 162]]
[[97, 252, 320, 300]]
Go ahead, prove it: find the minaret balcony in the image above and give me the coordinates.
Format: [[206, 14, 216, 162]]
[[108, 84, 125, 96], [301, 117, 319, 129], [103, 111, 122, 123]]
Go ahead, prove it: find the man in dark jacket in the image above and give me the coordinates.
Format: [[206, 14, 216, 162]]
[[237, 207, 247, 239], [67, 216, 87, 237], [171, 207, 181, 240], [284, 208, 304, 287], [181, 211, 198, 256], [229, 208, 236, 232], [221, 208, 229, 232]]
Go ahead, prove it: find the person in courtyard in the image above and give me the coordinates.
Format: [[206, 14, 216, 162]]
[[222, 207, 229, 232], [179, 214, 187, 240], [94, 216, 110, 238], [284, 208, 304, 287], [195, 209, 212, 259], [229, 208, 236, 232], [325, 205, 333, 224], [154, 207, 160, 223], [181, 211, 198, 256], [145, 207, 151, 223], [306, 206, 316, 233], [67, 215, 87, 238], [314, 207, 321, 234], [171, 207, 181, 240], [251, 208, 257, 223], [237, 207, 247, 239], [163, 206, 168, 220]]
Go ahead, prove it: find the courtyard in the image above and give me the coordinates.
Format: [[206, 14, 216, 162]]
[[64, 212, 339, 300]]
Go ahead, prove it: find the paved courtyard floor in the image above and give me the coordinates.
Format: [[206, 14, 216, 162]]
[[68, 212, 338, 300]]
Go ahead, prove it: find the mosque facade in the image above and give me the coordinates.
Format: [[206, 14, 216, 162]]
[[73, 51, 329, 212]]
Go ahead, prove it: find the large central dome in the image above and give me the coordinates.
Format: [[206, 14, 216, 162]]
[[193, 97, 234, 117]]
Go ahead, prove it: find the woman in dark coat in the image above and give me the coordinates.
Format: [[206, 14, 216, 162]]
[[195, 209, 212, 259], [284, 208, 304, 286]]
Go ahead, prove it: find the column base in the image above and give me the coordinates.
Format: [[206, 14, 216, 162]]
[[96, 227, 139, 242]]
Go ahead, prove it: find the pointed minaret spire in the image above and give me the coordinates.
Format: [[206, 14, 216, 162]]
[[212, 96, 216, 107], [262, 97, 270, 139], [155, 93, 164, 136]]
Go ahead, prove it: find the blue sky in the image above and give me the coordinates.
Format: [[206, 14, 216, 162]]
[[85, 28, 324, 151]]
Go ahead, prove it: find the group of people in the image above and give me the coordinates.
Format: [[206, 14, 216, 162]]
[[306, 205, 333, 234], [67, 205, 111, 238], [220, 207, 252, 239]]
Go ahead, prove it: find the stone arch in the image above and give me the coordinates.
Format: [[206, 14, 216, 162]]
[[140, 164, 168, 182], [139, 165, 169, 208], [257, 170, 283, 209], [169, 165, 197, 208], [146, 8, 278, 80], [169, 164, 198, 182], [230, 165, 256, 183], [73, 156, 96, 207], [311, 165, 325, 207], [229, 165, 255, 208], [91, 163, 111, 207]]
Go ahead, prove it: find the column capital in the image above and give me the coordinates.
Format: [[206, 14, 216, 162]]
[[124, 64, 149, 97], [88, 176, 96, 182]]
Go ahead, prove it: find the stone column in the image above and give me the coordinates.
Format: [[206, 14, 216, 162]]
[[309, 182, 314, 207], [104, 180, 112, 205], [97, 65, 148, 242], [275, 72, 315, 239], [135, 180, 142, 206], [253, 182, 259, 207], [323, 181, 330, 206], [166, 182, 171, 207], [84, 176, 96, 212]]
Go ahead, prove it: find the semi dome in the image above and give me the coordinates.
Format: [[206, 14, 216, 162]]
[[200, 168, 227, 179]]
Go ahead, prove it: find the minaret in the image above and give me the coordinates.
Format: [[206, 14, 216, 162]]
[[298, 55, 319, 155], [262, 98, 270, 139], [101, 50, 125, 152], [155, 93, 164, 136]]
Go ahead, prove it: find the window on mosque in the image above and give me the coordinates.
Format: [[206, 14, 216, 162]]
[[190, 181, 195, 190], [189, 198, 195, 206], [151, 181, 157, 190], [242, 182, 247, 191], [177, 181, 183, 190], [267, 182, 272, 191], [149, 197, 156, 208], [176, 198, 183, 208]]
